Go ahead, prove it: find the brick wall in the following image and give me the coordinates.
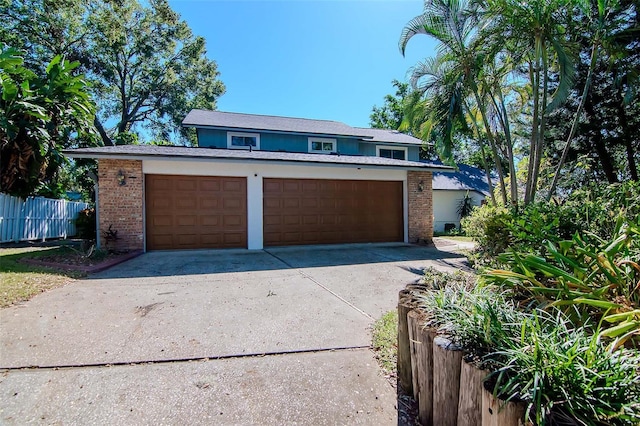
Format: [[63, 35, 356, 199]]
[[98, 159, 144, 251], [408, 171, 433, 244]]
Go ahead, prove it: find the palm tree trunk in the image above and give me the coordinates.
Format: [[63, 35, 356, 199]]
[[547, 43, 599, 200], [493, 87, 518, 203], [530, 46, 550, 203], [470, 82, 508, 205], [525, 58, 540, 204], [465, 104, 497, 205]]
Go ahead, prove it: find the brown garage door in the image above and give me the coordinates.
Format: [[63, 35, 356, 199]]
[[145, 175, 247, 250], [263, 178, 403, 246]]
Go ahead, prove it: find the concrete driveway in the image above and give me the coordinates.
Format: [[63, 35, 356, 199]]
[[0, 243, 468, 425]]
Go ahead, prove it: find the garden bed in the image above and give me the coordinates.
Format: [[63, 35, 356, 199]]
[[20, 247, 143, 273]]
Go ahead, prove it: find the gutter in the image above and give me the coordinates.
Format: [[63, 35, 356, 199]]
[[63, 151, 454, 173]]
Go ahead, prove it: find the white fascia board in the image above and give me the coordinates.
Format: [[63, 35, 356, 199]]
[[74, 153, 444, 172], [142, 159, 407, 181]]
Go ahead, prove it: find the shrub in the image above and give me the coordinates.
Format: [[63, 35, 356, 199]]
[[75, 208, 96, 240], [462, 182, 640, 265], [414, 269, 640, 425]]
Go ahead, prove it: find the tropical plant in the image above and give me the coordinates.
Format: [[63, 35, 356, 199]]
[[1, 0, 225, 145], [492, 309, 640, 425], [482, 219, 640, 348], [0, 47, 96, 197], [399, 0, 510, 205], [415, 268, 640, 424], [456, 191, 475, 221]]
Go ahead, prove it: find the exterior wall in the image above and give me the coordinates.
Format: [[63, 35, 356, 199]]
[[433, 190, 485, 232], [358, 143, 421, 161], [197, 129, 360, 155], [143, 160, 410, 249], [98, 159, 144, 251], [407, 171, 433, 244]]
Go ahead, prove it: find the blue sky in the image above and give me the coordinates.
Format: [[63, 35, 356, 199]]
[[169, 0, 437, 128]]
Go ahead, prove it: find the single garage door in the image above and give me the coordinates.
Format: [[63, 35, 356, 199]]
[[263, 178, 403, 246], [145, 175, 247, 250]]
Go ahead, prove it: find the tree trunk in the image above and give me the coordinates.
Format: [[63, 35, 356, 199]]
[[465, 105, 497, 205], [471, 86, 508, 206], [548, 43, 599, 200], [584, 100, 619, 182], [525, 59, 540, 204], [529, 45, 549, 203], [495, 88, 518, 203], [617, 90, 638, 181], [94, 117, 113, 146]]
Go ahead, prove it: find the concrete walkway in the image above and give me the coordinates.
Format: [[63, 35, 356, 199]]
[[0, 244, 469, 425]]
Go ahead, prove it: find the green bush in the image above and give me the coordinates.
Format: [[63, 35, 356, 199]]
[[75, 208, 96, 240], [462, 182, 640, 265]]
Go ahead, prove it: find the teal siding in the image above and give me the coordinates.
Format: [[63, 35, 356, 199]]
[[197, 129, 359, 154], [358, 143, 421, 161], [197, 129, 227, 148]]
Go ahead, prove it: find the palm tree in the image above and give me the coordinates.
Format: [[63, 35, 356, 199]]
[[482, 0, 576, 203], [400, 0, 509, 205]]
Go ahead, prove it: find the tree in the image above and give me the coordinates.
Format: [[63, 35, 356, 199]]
[[400, 0, 509, 205], [0, 48, 96, 197], [1, 0, 225, 146], [370, 80, 410, 130], [546, 0, 639, 195]]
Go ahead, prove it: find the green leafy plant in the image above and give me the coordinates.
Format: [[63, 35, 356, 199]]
[[482, 219, 640, 348], [491, 310, 640, 425]]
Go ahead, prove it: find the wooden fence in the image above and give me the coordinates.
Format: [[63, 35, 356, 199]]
[[0, 193, 89, 243]]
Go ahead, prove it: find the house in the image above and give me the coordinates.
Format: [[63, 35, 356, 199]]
[[432, 163, 491, 232], [64, 110, 452, 251]]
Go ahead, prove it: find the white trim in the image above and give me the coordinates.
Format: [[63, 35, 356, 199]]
[[308, 137, 336, 153], [376, 145, 408, 160], [227, 132, 260, 150], [246, 174, 263, 249]]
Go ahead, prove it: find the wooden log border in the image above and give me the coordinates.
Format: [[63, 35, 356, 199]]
[[398, 290, 526, 426]]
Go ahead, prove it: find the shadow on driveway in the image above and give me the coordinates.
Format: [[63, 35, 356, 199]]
[[90, 243, 469, 280]]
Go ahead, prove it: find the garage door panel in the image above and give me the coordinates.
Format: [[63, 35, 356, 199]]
[[176, 215, 197, 226], [200, 179, 221, 192], [146, 175, 247, 250], [263, 178, 403, 246], [175, 179, 197, 191]]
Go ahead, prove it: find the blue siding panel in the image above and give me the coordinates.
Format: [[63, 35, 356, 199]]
[[197, 129, 227, 148], [197, 129, 360, 154]]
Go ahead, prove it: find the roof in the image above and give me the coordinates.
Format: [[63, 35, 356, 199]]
[[182, 110, 425, 145], [354, 128, 423, 146], [183, 110, 373, 139], [432, 163, 492, 195], [64, 145, 453, 172]]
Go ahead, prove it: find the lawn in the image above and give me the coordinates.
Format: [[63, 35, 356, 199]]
[[372, 310, 398, 376], [0, 246, 85, 308], [433, 234, 474, 243]]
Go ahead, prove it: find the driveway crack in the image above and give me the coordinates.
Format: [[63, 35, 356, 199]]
[[263, 249, 374, 320]]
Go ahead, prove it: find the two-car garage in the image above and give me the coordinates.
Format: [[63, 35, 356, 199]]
[[145, 174, 403, 250]]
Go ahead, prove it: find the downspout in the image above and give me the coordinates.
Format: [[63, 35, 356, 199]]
[[88, 171, 100, 249]]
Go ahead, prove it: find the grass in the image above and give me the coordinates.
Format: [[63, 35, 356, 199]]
[[433, 234, 474, 242], [0, 246, 85, 308], [372, 310, 398, 376]]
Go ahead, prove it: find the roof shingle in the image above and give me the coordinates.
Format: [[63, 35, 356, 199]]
[[183, 110, 373, 138], [64, 145, 452, 171]]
